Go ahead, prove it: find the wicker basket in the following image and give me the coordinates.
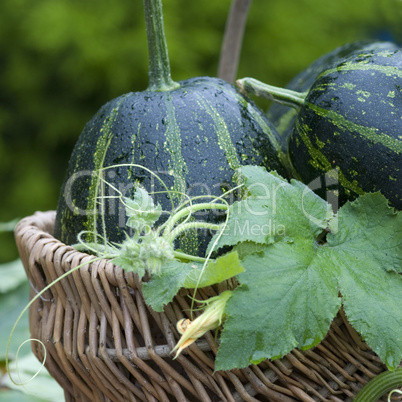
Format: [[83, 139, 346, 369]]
[[15, 211, 392, 401]]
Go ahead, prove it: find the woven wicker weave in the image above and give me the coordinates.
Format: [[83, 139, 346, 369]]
[[15, 211, 393, 401]]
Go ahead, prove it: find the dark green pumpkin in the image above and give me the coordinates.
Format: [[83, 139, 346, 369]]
[[267, 41, 400, 151], [54, 0, 290, 257], [288, 47, 402, 209]]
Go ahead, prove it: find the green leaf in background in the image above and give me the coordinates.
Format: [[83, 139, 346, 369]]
[[0, 282, 31, 361], [2, 354, 64, 402], [0, 260, 26, 294], [142, 251, 244, 312], [0, 391, 45, 402], [212, 168, 402, 371], [0, 219, 19, 233]]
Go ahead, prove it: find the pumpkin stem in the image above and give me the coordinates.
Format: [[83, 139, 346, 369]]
[[236, 77, 307, 108], [143, 0, 180, 91]]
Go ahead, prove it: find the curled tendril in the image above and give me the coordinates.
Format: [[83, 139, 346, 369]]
[[389, 389, 402, 401], [11, 339, 47, 387]]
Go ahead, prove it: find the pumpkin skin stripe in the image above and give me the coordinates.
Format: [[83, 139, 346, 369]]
[[318, 59, 402, 80], [87, 99, 128, 228], [163, 92, 188, 205], [62, 96, 128, 241], [295, 119, 366, 197], [204, 81, 293, 179], [84, 136, 112, 239], [304, 101, 402, 153], [194, 94, 242, 183]]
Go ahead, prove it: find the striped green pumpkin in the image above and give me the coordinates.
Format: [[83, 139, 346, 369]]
[[267, 40, 400, 151], [54, 76, 290, 254], [288, 47, 402, 209]]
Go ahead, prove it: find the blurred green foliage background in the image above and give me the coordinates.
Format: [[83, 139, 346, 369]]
[[0, 0, 401, 261]]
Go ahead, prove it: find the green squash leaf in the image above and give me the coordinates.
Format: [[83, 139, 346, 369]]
[[211, 168, 402, 371], [113, 254, 146, 279], [209, 165, 333, 252], [215, 240, 342, 370], [325, 193, 402, 370], [326, 192, 402, 274], [142, 260, 188, 312], [142, 251, 244, 312], [183, 251, 244, 289]]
